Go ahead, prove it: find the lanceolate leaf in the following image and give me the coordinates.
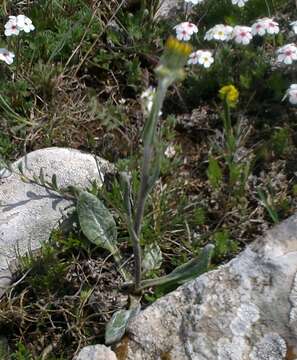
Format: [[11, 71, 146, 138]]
[[140, 244, 214, 293], [77, 191, 118, 254]]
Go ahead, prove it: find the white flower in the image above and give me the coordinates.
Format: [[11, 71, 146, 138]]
[[276, 43, 297, 64], [204, 24, 233, 41], [185, 0, 204, 4], [231, 0, 249, 7], [174, 22, 198, 41], [141, 87, 155, 114], [188, 50, 214, 68], [290, 21, 297, 34], [0, 48, 15, 65], [265, 18, 279, 34], [4, 16, 20, 36], [16, 14, 35, 33], [283, 84, 297, 105], [251, 19, 267, 36], [198, 50, 214, 68], [252, 18, 279, 36], [141, 87, 162, 116], [232, 26, 253, 45], [164, 145, 176, 158], [4, 14, 34, 36], [188, 50, 203, 64]]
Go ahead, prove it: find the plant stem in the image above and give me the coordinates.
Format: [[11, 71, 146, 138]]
[[15, 37, 21, 80], [132, 79, 168, 291]]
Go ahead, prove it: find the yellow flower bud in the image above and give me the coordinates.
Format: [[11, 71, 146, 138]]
[[165, 36, 193, 57], [219, 85, 239, 107]]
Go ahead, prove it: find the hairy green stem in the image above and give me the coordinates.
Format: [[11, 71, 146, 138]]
[[132, 79, 169, 291]]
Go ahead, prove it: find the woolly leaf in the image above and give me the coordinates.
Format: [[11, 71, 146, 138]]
[[77, 191, 118, 254]]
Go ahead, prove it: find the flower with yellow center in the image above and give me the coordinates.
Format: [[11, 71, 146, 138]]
[[219, 85, 239, 107]]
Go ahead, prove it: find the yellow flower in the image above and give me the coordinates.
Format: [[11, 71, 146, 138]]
[[219, 85, 239, 107], [165, 36, 193, 57], [156, 37, 192, 82]]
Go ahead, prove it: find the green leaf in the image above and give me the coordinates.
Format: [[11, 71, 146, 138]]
[[140, 244, 214, 293], [77, 191, 118, 254], [39, 168, 45, 185], [105, 307, 139, 345], [207, 157, 222, 190], [142, 243, 163, 273], [51, 174, 58, 190]]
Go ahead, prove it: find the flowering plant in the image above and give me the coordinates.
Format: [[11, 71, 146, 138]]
[[0, 14, 35, 66]]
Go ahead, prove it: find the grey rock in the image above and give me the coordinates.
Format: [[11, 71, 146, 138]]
[[0, 147, 111, 291], [75, 345, 117, 360], [123, 214, 297, 359], [155, 0, 185, 20]]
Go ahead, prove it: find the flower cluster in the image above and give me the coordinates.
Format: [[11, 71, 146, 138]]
[[176, 1, 297, 106], [0, 14, 34, 66], [5, 15, 35, 36], [251, 18, 279, 36]]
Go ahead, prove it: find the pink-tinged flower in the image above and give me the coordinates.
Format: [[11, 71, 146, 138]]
[[4, 16, 20, 36], [0, 48, 15, 64], [251, 21, 266, 36], [232, 26, 253, 45], [276, 43, 297, 64], [174, 22, 198, 41], [188, 50, 214, 68], [188, 50, 203, 64], [252, 18, 279, 36], [265, 18, 279, 34], [283, 84, 297, 105], [4, 14, 35, 36]]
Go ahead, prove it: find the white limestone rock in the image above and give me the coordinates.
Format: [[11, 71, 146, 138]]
[[122, 214, 297, 359], [75, 345, 117, 360], [0, 147, 111, 281], [155, 0, 185, 20]]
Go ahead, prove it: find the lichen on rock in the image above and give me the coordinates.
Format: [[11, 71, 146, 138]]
[[249, 333, 287, 360]]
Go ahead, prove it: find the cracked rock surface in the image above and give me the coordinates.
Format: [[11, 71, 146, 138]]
[[155, 0, 185, 20], [119, 213, 297, 359], [0, 147, 111, 293]]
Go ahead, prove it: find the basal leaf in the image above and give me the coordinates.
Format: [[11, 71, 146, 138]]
[[77, 191, 118, 254], [105, 306, 139, 345], [140, 244, 214, 294]]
